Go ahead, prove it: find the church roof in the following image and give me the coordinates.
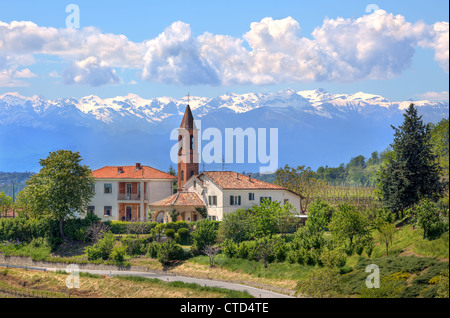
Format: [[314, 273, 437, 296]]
[[201, 171, 286, 190], [149, 192, 205, 207], [199, 171, 304, 198], [180, 104, 194, 129], [93, 164, 177, 180]]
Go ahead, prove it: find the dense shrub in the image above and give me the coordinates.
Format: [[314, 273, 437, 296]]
[[64, 213, 101, 242], [107, 220, 157, 234], [84, 232, 116, 260], [0, 214, 100, 246], [157, 241, 186, 266], [191, 220, 218, 253], [0, 217, 59, 243], [415, 199, 448, 239], [146, 241, 161, 258], [217, 208, 255, 243], [120, 236, 148, 256], [176, 228, 191, 245], [165, 229, 175, 241], [222, 239, 238, 258], [226, 236, 287, 266], [164, 221, 189, 232], [110, 244, 127, 263], [319, 248, 347, 269]]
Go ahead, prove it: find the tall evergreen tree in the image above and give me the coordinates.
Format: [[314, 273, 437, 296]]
[[378, 104, 444, 216]]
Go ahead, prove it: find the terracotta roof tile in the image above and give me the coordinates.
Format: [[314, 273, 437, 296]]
[[149, 192, 205, 207], [202, 171, 286, 190], [93, 164, 176, 180]]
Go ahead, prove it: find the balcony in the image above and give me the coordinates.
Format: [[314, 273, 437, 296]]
[[118, 193, 141, 201]]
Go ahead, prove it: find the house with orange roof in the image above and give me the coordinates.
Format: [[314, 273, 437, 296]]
[[88, 163, 176, 221]]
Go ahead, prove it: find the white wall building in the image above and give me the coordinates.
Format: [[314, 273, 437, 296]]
[[88, 163, 176, 221], [149, 171, 304, 222]]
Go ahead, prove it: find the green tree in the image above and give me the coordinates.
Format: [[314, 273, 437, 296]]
[[18, 150, 95, 238], [415, 198, 446, 239], [251, 199, 296, 238], [377, 223, 396, 256], [0, 191, 13, 218], [218, 208, 255, 243], [378, 104, 444, 217], [253, 236, 276, 269], [191, 220, 217, 252], [429, 118, 449, 191], [275, 164, 326, 212], [329, 203, 370, 252], [305, 199, 335, 233]]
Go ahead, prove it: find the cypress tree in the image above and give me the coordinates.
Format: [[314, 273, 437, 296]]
[[378, 104, 444, 217]]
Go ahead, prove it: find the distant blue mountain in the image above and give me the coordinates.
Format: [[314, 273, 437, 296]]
[[0, 89, 448, 173]]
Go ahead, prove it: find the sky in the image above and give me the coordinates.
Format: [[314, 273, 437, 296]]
[[0, 0, 448, 101]]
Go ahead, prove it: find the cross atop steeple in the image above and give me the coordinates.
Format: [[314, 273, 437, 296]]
[[187, 92, 190, 105]]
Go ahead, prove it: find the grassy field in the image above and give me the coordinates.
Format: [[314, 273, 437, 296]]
[[1, 225, 448, 298], [0, 267, 252, 298]]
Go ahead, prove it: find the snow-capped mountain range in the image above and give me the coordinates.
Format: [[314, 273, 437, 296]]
[[0, 89, 448, 172]]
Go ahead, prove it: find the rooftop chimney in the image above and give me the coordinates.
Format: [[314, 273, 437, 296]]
[[248, 174, 252, 182], [135, 163, 142, 170], [117, 166, 124, 174]]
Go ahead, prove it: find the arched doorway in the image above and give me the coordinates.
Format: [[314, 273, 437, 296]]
[[155, 211, 165, 223]]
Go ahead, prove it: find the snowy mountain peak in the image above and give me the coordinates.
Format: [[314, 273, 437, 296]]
[[0, 89, 448, 128]]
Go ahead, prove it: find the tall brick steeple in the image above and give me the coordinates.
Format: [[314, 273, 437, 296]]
[[178, 102, 199, 190]]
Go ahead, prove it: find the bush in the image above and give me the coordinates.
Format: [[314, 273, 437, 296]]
[[164, 221, 189, 232], [222, 239, 238, 258], [84, 231, 116, 260], [108, 220, 157, 234], [0, 217, 59, 244], [165, 229, 176, 241], [110, 244, 127, 263], [191, 220, 218, 253], [157, 241, 186, 266], [176, 228, 191, 245], [319, 248, 347, 269], [416, 199, 448, 239], [237, 242, 249, 259], [120, 236, 148, 256], [146, 241, 161, 259]]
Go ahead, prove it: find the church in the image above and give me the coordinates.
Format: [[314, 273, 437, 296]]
[[88, 102, 304, 222]]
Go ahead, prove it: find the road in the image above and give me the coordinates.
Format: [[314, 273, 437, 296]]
[[0, 263, 294, 298]]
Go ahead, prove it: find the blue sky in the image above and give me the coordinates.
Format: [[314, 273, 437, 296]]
[[0, 0, 448, 101]]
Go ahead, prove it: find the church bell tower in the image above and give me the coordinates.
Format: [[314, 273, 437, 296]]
[[178, 98, 199, 190]]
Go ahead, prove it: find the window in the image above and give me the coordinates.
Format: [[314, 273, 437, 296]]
[[209, 215, 217, 221], [181, 170, 184, 181], [260, 196, 271, 203], [208, 195, 217, 206], [91, 185, 95, 194], [249, 193, 255, 201], [193, 181, 197, 188], [87, 206, 95, 214], [230, 195, 241, 206], [104, 206, 112, 216], [104, 183, 112, 194], [190, 135, 194, 150]]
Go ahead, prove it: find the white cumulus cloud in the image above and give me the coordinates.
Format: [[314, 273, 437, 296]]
[[0, 10, 448, 87]]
